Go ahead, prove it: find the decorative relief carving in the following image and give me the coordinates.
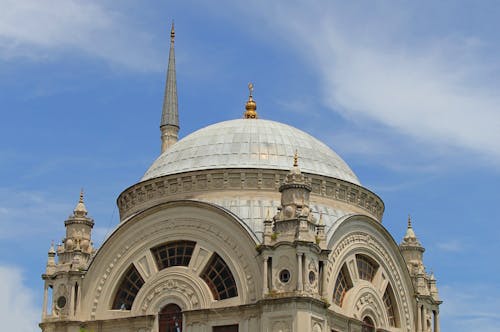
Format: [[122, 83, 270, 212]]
[[329, 232, 412, 332], [354, 293, 383, 322], [90, 217, 257, 319], [140, 278, 200, 313], [117, 170, 384, 221]]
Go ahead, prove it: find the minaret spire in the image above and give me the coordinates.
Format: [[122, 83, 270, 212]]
[[160, 21, 179, 153]]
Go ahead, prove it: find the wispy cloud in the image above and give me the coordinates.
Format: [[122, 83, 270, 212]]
[[224, 1, 500, 166], [0, 265, 39, 332], [0, 0, 162, 71], [436, 239, 464, 252], [437, 240, 464, 252], [0, 188, 70, 239]]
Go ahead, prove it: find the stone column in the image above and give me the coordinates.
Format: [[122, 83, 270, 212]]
[[42, 284, 48, 318], [263, 257, 269, 296], [421, 306, 426, 332], [416, 304, 421, 332], [297, 253, 303, 291], [433, 310, 440, 332], [69, 283, 75, 318]]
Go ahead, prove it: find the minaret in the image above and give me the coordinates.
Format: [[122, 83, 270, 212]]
[[160, 22, 179, 153]]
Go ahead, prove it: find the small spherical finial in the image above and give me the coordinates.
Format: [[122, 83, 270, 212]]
[[244, 82, 258, 119], [79, 188, 84, 203], [293, 150, 299, 167]]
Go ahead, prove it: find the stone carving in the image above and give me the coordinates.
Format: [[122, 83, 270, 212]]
[[354, 293, 383, 322], [140, 278, 200, 313], [90, 217, 257, 319], [329, 232, 412, 332], [117, 169, 383, 221]]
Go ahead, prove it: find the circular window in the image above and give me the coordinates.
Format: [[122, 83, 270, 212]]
[[56, 296, 67, 309], [279, 269, 291, 283], [309, 271, 316, 284]]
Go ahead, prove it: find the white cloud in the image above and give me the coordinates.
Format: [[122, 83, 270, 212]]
[[225, 1, 500, 165], [0, 0, 162, 70], [0, 265, 39, 332]]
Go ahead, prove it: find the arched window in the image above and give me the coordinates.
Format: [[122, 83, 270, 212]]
[[151, 240, 196, 270], [333, 264, 353, 306], [383, 283, 399, 327], [200, 253, 238, 300], [356, 255, 378, 282], [112, 264, 144, 310], [361, 316, 375, 332], [159, 304, 182, 332]]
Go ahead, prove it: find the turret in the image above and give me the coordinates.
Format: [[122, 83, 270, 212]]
[[399, 216, 442, 332], [59, 190, 95, 269], [258, 152, 329, 300], [41, 191, 95, 321]]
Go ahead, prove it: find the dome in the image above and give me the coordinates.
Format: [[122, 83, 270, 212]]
[[142, 119, 360, 184]]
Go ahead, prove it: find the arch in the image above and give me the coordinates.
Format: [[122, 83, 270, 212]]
[[159, 303, 182, 332], [326, 214, 416, 332], [82, 200, 261, 321], [362, 316, 375, 332]]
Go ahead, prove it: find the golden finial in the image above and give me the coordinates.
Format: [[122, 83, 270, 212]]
[[79, 188, 84, 203], [293, 150, 298, 167], [170, 21, 175, 42], [244, 82, 258, 119]]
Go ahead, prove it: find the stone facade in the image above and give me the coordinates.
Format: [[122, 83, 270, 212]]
[[39, 28, 441, 332]]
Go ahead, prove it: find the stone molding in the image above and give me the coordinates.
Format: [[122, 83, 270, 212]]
[[328, 232, 412, 332], [88, 204, 258, 320], [117, 169, 384, 222], [134, 271, 210, 314]]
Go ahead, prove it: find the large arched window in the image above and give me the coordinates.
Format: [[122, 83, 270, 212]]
[[159, 303, 182, 332], [356, 254, 378, 282], [333, 263, 353, 306], [151, 240, 196, 270], [112, 264, 145, 310], [200, 253, 238, 300], [383, 284, 399, 327]]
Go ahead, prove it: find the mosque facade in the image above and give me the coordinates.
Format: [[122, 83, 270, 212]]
[[39, 26, 441, 332]]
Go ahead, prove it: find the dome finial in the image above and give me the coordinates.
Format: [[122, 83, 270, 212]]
[[293, 150, 299, 167], [79, 188, 84, 203], [244, 82, 258, 119], [407, 214, 412, 228]]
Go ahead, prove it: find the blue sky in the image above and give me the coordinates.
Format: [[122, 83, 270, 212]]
[[1, 1, 499, 331]]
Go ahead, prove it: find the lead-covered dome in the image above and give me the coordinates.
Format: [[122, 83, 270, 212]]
[[142, 119, 360, 184]]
